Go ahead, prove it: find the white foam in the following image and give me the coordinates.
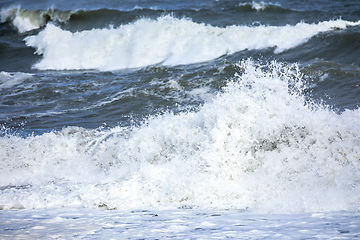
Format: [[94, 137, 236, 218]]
[[24, 16, 360, 71], [0, 60, 359, 213]]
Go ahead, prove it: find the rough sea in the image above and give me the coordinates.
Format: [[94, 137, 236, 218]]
[[1, 0, 360, 239]]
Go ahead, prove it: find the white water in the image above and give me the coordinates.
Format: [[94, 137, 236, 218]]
[[24, 16, 360, 71], [1, 60, 359, 213]]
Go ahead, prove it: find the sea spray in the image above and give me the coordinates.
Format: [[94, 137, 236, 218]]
[[24, 16, 360, 71], [0, 60, 359, 212]]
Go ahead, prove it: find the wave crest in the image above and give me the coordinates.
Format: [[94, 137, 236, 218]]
[[0, 6, 72, 33]]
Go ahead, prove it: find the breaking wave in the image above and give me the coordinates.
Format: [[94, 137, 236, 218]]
[[1, 60, 359, 213], [24, 16, 360, 71], [0, 6, 73, 33]]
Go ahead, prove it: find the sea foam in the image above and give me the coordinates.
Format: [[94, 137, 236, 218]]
[[24, 16, 360, 71], [1, 60, 359, 213]]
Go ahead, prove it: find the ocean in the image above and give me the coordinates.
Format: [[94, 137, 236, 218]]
[[0, 0, 360, 239]]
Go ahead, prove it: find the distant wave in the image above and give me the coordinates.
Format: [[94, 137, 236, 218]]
[[24, 16, 360, 71], [0, 2, 292, 33], [0, 6, 73, 33], [0, 6, 168, 33], [238, 1, 286, 12]]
